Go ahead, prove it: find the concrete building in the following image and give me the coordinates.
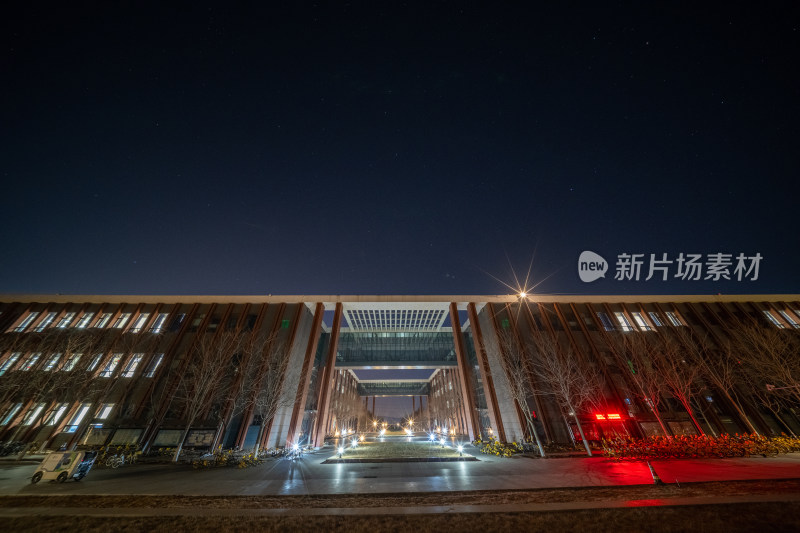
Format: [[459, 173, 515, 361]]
[[0, 294, 798, 451]]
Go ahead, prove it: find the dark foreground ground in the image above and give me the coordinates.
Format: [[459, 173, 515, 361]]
[[2, 479, 799, 532]]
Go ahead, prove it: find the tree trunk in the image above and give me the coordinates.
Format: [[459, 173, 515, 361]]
[[523, 411, 546, 457], [680, 398, 705, 436], [572, 414, 593, 456], [172, 424, 191, 462]]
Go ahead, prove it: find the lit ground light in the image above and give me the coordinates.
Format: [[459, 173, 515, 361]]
[[323, 438, 476, 463]]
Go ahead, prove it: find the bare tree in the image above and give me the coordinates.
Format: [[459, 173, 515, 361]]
[[169, 330, 242, 461], [673, 328, 757, 436], [526, 330, 606, 456], [651, 333, 705, 435], [732, 324, 800, 405], [730, 324, 800, 434], [493, 329, 546, 456], [605, 332, 671, 436], [245, 340, 297, 453]]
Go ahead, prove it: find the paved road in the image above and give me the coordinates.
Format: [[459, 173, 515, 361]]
[[1, 446, 799, 496]]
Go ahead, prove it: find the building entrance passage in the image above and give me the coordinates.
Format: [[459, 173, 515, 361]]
[[295, 302, 495, 448]]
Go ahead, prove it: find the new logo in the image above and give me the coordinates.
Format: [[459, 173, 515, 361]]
[[578, 251, 608, 282]]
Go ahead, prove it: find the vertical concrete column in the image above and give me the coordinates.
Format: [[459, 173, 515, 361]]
[[312, 303, 343, 447], [449, 303, 478, 440], [467, 302, 506, 442], [286, 303, 324, 447]]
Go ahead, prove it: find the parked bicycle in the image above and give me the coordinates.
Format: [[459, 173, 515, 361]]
[[105, 454, 125, 468]]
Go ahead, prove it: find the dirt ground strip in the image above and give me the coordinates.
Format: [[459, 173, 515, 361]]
[[4, 501, 800, 533], [2, 479, 799, 509]]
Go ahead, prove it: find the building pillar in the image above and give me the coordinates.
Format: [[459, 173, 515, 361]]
[[312, 303, 343, 447], [467, 302, 507, 442], [286, 303, 325, 447], [449, 303, 479, 440]]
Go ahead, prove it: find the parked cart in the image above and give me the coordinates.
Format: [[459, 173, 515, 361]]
[[31, 451, 97, 483]]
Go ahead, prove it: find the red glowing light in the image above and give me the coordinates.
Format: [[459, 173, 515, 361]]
[[595, 414, 606, 420], [607, 413, 622, 420]]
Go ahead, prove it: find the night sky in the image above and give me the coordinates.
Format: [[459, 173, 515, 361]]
[[2, 4, 798, 297]]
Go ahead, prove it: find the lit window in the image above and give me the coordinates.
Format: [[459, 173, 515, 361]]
[[34, 312, 57, 331], [44, 353, 62, 371], [149, 313, 169, 333], [665, 311, 684, 326], [96, 404, 115, 419], [0, 353, 21, 375], [1, 403, 23, 425], [95, 313, 112, 328], [99, 354, 123, 377], [63, 353, 82, 371], [121, 354, 144, 377], [631, 312, 652, 331], [44, 403, 68, 425], [778, 311, 800, 329], [63, 404, 91, 432], [21, 404, 45, 425], [21, 352, 42, 371], [596, 312, 615, 331], [113, 313, 131, 329], [56, 312, 76, 328], [762, 311, 785, 328], [14, 311, 40, 332], [87, 354, 103, 372], [75, 312, 95, 329], [648, 312, 664, 327], [130, 313, 150, 333], [614, 312, 635, 332]]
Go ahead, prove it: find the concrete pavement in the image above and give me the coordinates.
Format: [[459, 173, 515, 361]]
[[0, 445, 799, 496]]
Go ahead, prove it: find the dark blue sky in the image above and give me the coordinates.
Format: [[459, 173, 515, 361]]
[[2, 3, 798, 296]]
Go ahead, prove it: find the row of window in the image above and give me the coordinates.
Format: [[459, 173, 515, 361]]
[[13, 311, 171, 334], [0, 401, 116, 432], [0, 351, 163, 378], [595, 310, 684, 332], [763, 310, 800, 329]]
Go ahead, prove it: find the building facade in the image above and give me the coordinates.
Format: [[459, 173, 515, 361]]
[[0, 294, 798, 451]]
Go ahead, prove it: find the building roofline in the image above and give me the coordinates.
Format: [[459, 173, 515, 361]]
[[0, 293, 797, 305]]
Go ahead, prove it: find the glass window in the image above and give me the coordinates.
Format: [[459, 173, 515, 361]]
[[121, 354, 144, 377], [648, 312, 664, 327], [144, 353, 164, 378], [762, 311, 785, 328], [21, 403, 45, 425], [596, 312, 615, 331], [75, 312, 95, 329], [665, 311, 684, 326], [95, 313, 112, 328], [631, 312, 652, 331], [14, 311, 40, 331], [34, 312, 57, 331], [130, 313, 150, 333], [113, 313, 131, 329], [99, 354, 123, 377], [63, 404, 91, 432], [778, 311, 800, 329], [150, 313, 169, 333], [614, 312, 635, 332], [64, 353, 82, 371], [44, 353, 62, 371], [96, 404, 115, 419], [21, 352, 42, 371], [44, 403, 69, 425], [87, 354, 103, 372], [56, 312, 76, 328], [0, 353, 21, 375], [0, 403, 23, 425]]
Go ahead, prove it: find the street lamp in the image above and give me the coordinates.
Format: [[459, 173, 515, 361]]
[[338, 446, 344, 458], [457, 445, 463, 456]]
